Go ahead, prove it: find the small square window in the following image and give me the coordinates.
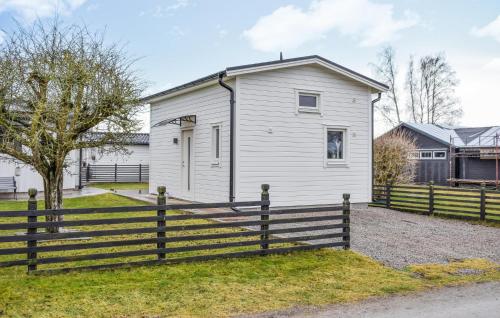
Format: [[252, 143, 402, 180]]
[[299, 94, 318, 108], [420, 151, 432, 159], [296, 90, 321, 113], [327, 130, 345, 160]]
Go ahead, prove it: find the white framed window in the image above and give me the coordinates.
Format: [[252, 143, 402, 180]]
[[295, 89, 322, 114], [420, 151, 433, 159], [324, 125, 349, 166], [433, 151, 446, 159], [408, 151, 420, 160], [211, 124, 221, 166]]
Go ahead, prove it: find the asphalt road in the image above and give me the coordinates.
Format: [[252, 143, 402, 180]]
[[240, 282, 500, 318]]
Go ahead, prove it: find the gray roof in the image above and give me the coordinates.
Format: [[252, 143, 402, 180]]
[[398, 122, 500, 148], [85, 132, 149, 145], [142, 55, 388, 102]]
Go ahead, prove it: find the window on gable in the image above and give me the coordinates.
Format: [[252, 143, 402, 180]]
[[327, 129, 345, 160], [296, 90, 321, 113], [211, 125, 221, 165], [299, 94, 318, 108]]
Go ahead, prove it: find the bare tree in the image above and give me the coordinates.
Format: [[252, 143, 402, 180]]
[[406, 53, 462, 125], [0, 20, 144, 232], [374, 130, 417, 186], [372, 46, 401, 126]]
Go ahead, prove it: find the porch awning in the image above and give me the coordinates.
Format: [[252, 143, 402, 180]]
[[152, 115, 197, 128]]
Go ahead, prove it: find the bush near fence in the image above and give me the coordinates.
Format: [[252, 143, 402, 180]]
[[0, 185, 351, 274], [372, 182, 500, 222]]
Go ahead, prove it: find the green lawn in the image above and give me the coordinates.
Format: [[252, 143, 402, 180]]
[[0, 194, 498, 317], [87, 182, 149, 190]]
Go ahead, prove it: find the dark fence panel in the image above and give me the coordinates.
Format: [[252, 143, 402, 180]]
[[372, 182, 500, 222], [80, 164, 149, 184], [0, 184, 350, 274]]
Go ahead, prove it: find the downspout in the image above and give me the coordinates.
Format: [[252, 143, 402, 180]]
[[218, 72, 235, 202], [78, 148, 83, 189], [371, 92, 382, 197]]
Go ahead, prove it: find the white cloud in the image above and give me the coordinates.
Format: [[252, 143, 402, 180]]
[[170, 25, 185, 37], [0, 0, 86, 22], [484, 57, 500, 70], [471, 15, 500, 42], [153, 0, 189, 17], [243, 0, 419, 52]]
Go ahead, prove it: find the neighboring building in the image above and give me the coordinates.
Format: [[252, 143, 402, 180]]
[[0, 151, 79, 194], [144, 55, 388, 206], [0, 132, 150, 194], [80, 132, 150, 166], [389, 122, 500, 186]]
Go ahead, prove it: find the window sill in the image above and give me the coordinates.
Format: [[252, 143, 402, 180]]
[[324, 161, 349, 167], [297, 107, 321, 114]]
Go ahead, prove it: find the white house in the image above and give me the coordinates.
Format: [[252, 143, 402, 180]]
[[0, 132, 150, 194], [144, 55, 388, 206], [0, 151, 79, 194], [80, 132, 150, 166]]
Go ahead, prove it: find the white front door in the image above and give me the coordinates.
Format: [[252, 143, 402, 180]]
[[181, 130, 194, 199]]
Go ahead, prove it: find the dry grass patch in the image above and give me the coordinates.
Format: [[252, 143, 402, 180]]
[[408, 258, 500, 286]]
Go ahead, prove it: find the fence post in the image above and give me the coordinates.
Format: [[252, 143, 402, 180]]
[[428, 181, 434, 216], [157, 186, 167, 260], [385, 181, 391, 208], [342, 193, 351, 250], [260, 184, 270, 252], [86, 165, 90, 182], [114, 163, 118, 182], [139, 164, 142, 183], [27, 188, 38, 273], [480, 183, 486, 221]]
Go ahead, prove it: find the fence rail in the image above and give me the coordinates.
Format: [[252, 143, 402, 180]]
[[0, 185, 350, 274], [373, 182, 500, 222], [80, 164, 149, 184]]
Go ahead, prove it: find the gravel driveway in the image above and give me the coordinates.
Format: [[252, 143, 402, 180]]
[[225, 205, 500, 269], [351, 205, 499, 268], [116, 191, 500, 268]]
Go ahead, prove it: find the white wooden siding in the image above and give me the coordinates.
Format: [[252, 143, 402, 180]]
[[149, 82, 231, 202], [0, 151, 79, 193], [235, 65, 372, 206], [82, 145, 149, 165]]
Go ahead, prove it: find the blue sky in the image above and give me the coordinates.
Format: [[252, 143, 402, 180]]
[[1, 0, 499, 134]]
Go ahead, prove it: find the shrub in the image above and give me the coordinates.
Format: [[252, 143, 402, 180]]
[[375, 130, 417, 185]]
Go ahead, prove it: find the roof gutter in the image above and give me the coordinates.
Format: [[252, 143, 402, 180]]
[[371, 93, 382, 192], [218, 72, 235, 202]]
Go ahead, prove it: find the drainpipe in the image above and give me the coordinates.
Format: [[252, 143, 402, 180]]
[[371, 93, 382, 195], [78, 148, 83, 189], [218, 72, 235, 202]]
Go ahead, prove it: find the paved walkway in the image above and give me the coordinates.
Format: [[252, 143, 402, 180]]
[[239, 282, 500, 318], [1, 187, 109, 200]]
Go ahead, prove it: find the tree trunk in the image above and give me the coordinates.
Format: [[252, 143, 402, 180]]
[[43, 170, 64, 233]]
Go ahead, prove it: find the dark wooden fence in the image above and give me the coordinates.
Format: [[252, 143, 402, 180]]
[[373, 182, 500, 222], [80, 164, 149, 185], [0, 185, 350, 274]]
